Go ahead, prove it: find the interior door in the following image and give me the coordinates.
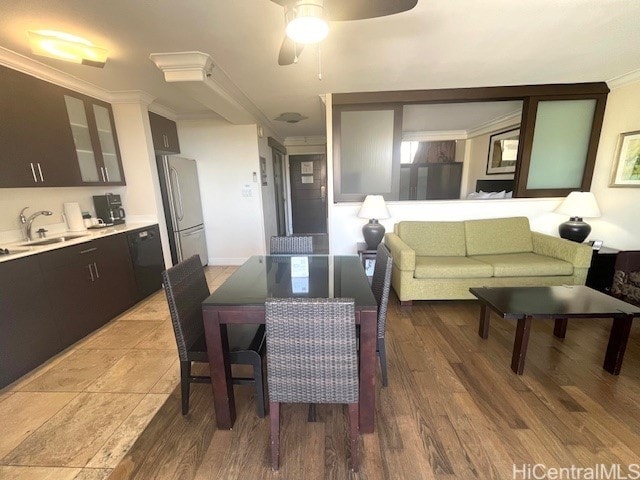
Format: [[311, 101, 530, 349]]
[[272, 150, 287, 235], [289, 154, 327, 234]]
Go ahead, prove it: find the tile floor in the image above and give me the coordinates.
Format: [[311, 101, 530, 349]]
[[0, 265, 237, 480]]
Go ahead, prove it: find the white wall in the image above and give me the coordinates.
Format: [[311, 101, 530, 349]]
[[588, 79, 640, 250], [177, 118, 266, 265], [326, 82, 640, 254]]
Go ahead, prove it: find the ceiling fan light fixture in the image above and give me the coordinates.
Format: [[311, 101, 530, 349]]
[[285, 3, 329, 44], [27, 30, 107, 67]]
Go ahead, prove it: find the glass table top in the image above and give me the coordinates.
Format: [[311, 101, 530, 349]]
[[203, 255, 377, 308]]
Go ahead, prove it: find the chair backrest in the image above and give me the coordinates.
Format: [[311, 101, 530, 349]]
[[270, 235, 313, 254], [371, 243, 393, 339], [611, 250, 640, 307], [265, 297, 358, 404], [161, 255, 210, 361]]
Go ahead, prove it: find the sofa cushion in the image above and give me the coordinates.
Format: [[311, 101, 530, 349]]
[[469, 253, 574, 277], [414, 256, 494, 279], [464, 217, 533, 255], [396, 221, 466, 257]]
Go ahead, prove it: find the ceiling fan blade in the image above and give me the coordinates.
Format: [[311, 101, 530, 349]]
[[278, 35, 305, 65], [325, 0, 418, 21]]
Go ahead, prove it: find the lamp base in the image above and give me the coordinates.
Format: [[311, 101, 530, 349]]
[[362, 219, 385, 250], [559, 217, 591, 243]]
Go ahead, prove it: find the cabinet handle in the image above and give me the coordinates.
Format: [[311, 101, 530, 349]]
[[104, 167, 110, 182], [88, 263, 94, 282], [80, 247, 97, 254], [164, 134, 169, 148], [100, 167, 106, 182], [37, 163, 44, 182], [93, 262, 100, 279], [30, 163, 38, 183]]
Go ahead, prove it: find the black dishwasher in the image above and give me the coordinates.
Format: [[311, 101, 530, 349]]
[[127, 226, 165, 301]]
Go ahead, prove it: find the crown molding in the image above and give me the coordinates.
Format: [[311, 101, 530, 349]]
[[0, 46, 111, 101], [402, 130, 468, 142], [110, 90, 155, 105], [284, 136, 327, 146], [148, 103, 179, 119], [607, 68, 640, 89], [150, 51, 279, 133], [467, 111, 522, 138]]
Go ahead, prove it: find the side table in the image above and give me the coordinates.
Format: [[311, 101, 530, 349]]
[[357, 242, 377, 278], [586, 246, 620, 294]]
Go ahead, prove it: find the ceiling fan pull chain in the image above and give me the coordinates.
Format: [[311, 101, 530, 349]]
[[318, 44, 322, 80]]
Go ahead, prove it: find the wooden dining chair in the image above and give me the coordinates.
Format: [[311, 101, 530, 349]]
[[269, 235, 313, 254], [265, 297, 359, 472], [371, 243, 393, 386], [162, 255, 266, 417]]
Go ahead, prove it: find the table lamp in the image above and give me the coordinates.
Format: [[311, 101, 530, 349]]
[[357, 195, 390, 249], [555, 191, 601, 243]]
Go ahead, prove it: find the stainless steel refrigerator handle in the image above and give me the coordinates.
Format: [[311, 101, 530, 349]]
[[170, 166, 185, 221], [182, 228, 204, 237]]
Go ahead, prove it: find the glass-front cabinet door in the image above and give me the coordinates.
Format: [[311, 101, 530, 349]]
[[92, 104, 123, 183], [64, 95, 100, 182], [64, 94, 125, 185]]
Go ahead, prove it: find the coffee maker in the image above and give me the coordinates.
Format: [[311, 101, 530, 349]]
[[93, 194, 126, 225]]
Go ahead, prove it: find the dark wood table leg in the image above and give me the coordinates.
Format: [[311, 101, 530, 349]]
[[359, 308, 377, 434], [478, 303, 490, 339], [511, 316, 532, 375], [203, 307, 236, 429], [604, 314, 634, 375], [553, 318, 568, 339]]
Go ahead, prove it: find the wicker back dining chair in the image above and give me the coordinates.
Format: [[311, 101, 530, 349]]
[[611, 250, 640, 307], [371, 243, 393, 386], [162, 255, 266, 417], [265, 297, 359, 472], [270, 235, 314, 254]]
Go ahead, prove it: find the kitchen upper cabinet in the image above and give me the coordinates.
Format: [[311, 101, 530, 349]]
[[0, 255, 63, 387], [64, 93, 126, 185], [0, 65, 80, 187], [0, 64, 125, 188], [149, 111, 180, 154]]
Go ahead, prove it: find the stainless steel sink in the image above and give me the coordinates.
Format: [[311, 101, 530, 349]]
[[21, 234, 89, 246]]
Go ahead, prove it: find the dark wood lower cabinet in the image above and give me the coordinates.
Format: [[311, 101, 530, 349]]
[[1, 230, 144, 388], [0, 256, 63, 387]]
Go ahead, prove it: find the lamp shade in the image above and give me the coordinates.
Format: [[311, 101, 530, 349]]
[[357, 195, 390, 220], [555, 191, 601, 218]]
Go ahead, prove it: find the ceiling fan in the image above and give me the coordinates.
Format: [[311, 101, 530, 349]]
[[271, 0, 418, 65]]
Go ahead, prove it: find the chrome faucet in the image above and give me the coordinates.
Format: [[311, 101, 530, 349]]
[[20, 207, 53, 241]]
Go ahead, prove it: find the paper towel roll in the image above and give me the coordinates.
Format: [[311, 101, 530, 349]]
[[63, 202, 87, 232]]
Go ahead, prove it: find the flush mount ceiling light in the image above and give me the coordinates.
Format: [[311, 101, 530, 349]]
[[274, 112, 308, 123], [28, 30, 108, 68], [284, 1, 329, 44]]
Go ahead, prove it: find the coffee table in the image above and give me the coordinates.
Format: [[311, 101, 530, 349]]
[[469, 285, 640, 375]]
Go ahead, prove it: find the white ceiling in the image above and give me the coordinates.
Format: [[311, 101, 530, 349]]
[[0, 0, 639, 140]]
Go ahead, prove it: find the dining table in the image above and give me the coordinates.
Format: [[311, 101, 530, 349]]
[[202, 254, 379, 433]]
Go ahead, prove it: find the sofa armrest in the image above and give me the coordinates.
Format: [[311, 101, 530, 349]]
[[385, 232, 416, 271], [531, 232, 592, 268]]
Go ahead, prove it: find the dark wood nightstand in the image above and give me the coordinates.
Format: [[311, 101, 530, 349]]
[[586, 246, 620, 294], [357, 242, 377, 278]]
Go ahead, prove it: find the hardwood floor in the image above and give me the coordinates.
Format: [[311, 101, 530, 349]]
[[108, 293, 640, 480]]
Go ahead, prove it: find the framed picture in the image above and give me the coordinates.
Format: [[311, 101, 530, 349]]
[[486, 128, 519, 175], [610, 130, 640, 187]]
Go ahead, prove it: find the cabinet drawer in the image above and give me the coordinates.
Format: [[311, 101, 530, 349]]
[[38, 240, 101, 270]]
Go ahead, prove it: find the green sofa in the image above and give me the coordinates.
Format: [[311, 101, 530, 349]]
[[385, 217, 593, 303]]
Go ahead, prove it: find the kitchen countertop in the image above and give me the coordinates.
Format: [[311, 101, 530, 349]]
[[0, 221, 158, 264]]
